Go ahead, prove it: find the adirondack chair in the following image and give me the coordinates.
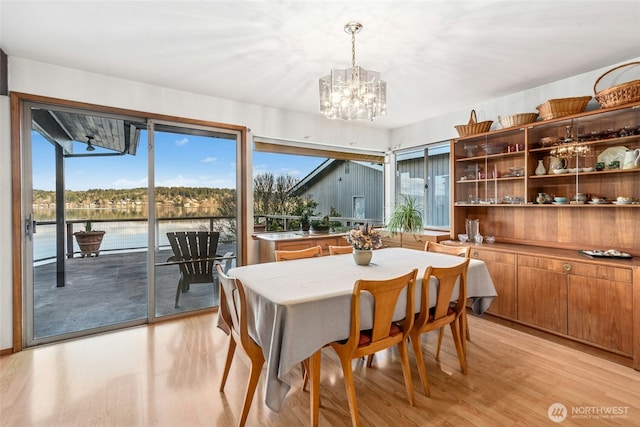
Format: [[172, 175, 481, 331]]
[[166, 231, 227, 308]]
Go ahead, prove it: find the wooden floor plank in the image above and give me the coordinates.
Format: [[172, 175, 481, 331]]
[[1, 313, 638, 426]]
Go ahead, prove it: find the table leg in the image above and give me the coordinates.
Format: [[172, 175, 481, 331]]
[[309, 349, 321, 427]]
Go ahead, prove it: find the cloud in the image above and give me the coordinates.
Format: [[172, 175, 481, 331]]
[[202, 156, 217, 163], [112, 177, 149, 189], [175, 137, 189, 146]]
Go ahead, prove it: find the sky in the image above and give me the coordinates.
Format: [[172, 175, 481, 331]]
[[31, 130, 325, 192]]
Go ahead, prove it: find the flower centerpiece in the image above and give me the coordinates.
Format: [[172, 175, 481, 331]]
[[344, 224, 382, 265]]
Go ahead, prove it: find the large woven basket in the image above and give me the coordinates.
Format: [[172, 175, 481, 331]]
[[498, 113, 538, 129], [455, 110, 493, 137], [536, 96, 592, 120], [594, 62, 640, 108]]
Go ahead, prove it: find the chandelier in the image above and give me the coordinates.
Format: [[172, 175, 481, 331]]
[[319, 22, 387, 121]]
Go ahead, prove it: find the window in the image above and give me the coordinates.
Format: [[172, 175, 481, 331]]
[[396, 142, 450, 229]]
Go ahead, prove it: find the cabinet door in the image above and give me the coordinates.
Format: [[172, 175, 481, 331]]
[[517, 263, 567, 334], [276, 240, 316, 251], [315, 237, 343, 255], [568, 276, 633, 354], [471, 248, 516, 318]]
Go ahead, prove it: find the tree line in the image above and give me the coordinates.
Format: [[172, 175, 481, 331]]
[[33, 173, 318, 219]]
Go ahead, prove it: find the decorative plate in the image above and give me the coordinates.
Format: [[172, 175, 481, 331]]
[[578, 249, 633, 259], [597, 146, 627, 166]]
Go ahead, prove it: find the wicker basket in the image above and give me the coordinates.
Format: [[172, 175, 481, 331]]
[[498, 113, 538, 129], [454, 110, 493, 137], [536, 96, 592, 120], [594, 62, 640, 108]]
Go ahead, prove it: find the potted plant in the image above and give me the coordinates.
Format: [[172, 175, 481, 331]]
[[344, 223, 383, 265], [310, 215, 331, 234], [300, 211, 311, 232], [386, 195, 424, 246], [73, 220, 106, 257]]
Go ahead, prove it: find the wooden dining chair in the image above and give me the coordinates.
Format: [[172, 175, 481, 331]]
[[424, 241, 470, 257], [274, 245, 322, 261], [328, 245, 354, 255], [217, 263, 265, 427], [409, 259, 470, 396], [424, 240, 472, 356], [273, 244, 323, 391], [329, 269, 418, 427], [166, 231, 220, 308]]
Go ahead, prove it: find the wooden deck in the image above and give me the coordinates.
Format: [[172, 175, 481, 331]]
[[33, 246, 234, 340]]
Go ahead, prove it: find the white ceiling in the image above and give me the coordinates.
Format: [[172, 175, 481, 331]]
[[1, 1, 639, 129]]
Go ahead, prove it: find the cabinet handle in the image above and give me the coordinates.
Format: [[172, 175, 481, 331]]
[[473, 251, 479, 258], [563, 263, 571, 272]]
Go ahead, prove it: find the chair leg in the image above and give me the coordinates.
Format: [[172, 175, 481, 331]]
[[435, 328, 444, 360], [220, 337, 236, 391], [174, 277, 184, 308], [450, 320, 467, 375], [238, 356, 264, 427], [365, 354, 374, 367], [339, 358, 361, 427], [397, 340, 415, 406], [461, 310, 469, 363], [301, 360, 309, 392], [409, 334, 430, 397]]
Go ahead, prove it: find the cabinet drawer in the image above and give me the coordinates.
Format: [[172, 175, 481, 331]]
[[518, 255, 570, 273], [569, 263, 632, 284], [518, 254, 632, 283], [471, 248, 515, 264], [276, 240, 316, 251]]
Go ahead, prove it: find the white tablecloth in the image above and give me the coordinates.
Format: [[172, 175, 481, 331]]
[[225, 247, 497, 411]]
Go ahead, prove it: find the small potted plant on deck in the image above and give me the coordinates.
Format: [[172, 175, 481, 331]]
[[73, 220, 106, 257]]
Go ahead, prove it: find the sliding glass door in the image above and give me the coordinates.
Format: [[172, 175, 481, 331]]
[[23, 102, 241, 346], [151, 121, 239, 318]]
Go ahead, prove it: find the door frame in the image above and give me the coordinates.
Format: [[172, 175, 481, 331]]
[[10, 92, 248, 352]]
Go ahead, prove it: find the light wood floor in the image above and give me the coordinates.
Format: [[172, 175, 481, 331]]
[[1, 313, 638, 426]]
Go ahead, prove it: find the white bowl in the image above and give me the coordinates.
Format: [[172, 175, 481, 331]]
[[485, 235, 496, 244], [553, 168, 568, 174]]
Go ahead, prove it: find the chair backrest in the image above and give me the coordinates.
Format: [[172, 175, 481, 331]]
[[345, 269, 417, 352], [329, 245, 353, 256], [274, 245, 322, 262], [425, 241, 470, 258], [417, 259, 470, 328], [217, 251, 235, 274], [216, 263, 255, 350], [167, 231, 220, 276]]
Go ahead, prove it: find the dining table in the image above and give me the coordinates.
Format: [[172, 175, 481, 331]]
[[223, 247, 497, 425]]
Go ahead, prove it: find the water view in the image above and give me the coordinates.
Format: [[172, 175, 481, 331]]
[[33, 206, 236, 262]]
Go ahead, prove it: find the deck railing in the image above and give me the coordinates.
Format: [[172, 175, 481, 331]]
[[33, 216, 237, 262]]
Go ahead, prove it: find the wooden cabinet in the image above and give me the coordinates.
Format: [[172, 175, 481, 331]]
[[567, 265, 633, 354], [381, 231, 450, 250], [517, 255, 568, 334], [450, 241, 639, 366], [516, 253, 634, 355], [256, 234, 346, 262], [451, 102, 640, 254], [470, 247, 516, 318]]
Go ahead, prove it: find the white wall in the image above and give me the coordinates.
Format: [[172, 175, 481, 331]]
[[0, 95, 12, 350], [390, 57, 640, 149]]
